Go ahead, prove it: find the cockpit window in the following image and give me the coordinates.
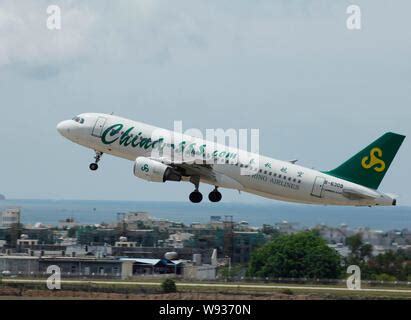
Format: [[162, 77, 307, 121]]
[[72, 116, 85, 124]]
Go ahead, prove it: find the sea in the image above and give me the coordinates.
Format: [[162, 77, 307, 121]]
[[0, 199, 410, 231]]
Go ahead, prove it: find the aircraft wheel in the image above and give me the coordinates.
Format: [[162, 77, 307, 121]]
[[89, 163, 99, 171], [208, 190, 222, 202], [189, 191, 203, 203]]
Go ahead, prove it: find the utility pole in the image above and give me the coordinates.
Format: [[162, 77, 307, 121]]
[[223, 215, 234, 263], [117, 212, 126, 235]]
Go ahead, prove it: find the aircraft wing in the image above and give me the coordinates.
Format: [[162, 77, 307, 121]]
[[150, 157, 245, 190], [177, 162, 245, 191], [342, 188, 379, 200]]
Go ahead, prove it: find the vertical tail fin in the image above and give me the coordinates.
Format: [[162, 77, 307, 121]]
[[325, 132, 405, 189]]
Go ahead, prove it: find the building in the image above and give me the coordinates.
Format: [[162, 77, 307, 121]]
[[182, 253, 217, 280], [17, 236, 39, 246], [76, 226, 120, 245], [328, 243, 351, 257], [124, 212, 174, 231], [183, 263, 216, 280], [76, 226, 158, 246], [58, 218, 78, 229], [274, 221, 298, 234], [0, 255, 39, 275], [38, 257, 133, 279], [120, 258, 183, 275], [0, 208, 20, 227], [232, 231, 266, 263], [22, 225, 54, 244], [114, 237, 138, 248], [125, 212, 153, 226], [111, 246, 214, 263], [165, 232, 194, 248], [315, 225, 349, 244], [64, 244, 112, 257]]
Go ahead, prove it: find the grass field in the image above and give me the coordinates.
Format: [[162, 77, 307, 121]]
[[1, 277, 411, 300]]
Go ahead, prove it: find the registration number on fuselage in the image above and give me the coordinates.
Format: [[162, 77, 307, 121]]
[[324, 180, 344, 189]]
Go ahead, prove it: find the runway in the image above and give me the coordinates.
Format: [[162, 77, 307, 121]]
[[3, 278, 411, 294]]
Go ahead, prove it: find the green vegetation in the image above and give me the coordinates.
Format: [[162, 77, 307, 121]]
[[247, 231, 341, 279], [161, 279, 177, 293], [280, 288, 294, 295], [218, 264, 244, 280], [374, 273, 397, 282], [246, 231, 411, 282], [67, 226, 78, 238], [345, 234, 411, 281], [346, 234, 373, 262]]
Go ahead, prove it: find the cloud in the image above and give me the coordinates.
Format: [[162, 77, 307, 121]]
[[1, 0, 410, 79], [0, 0, 99, 78], [0, 0, 345, 78]]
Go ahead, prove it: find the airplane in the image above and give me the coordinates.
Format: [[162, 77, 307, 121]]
[[57, 113, 405, 206]]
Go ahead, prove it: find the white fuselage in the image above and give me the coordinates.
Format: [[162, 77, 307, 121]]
[[57, 113, 395, 206]]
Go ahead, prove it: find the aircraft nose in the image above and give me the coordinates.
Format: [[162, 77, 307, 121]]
[[56, 120, 71, 137]]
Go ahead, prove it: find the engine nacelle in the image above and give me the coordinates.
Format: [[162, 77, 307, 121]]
[[133, 157, 181, 183]]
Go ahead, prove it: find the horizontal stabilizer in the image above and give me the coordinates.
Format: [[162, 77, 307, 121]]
[[342, 188, 379, 200]]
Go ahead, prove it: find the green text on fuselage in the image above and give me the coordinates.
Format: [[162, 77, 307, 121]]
[[101, 123, 239, 161]]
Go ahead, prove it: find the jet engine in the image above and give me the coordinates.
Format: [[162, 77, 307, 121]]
[[133, 157, 181, 183]]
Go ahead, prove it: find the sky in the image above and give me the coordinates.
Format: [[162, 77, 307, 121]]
[[0, 0, 410, 204]]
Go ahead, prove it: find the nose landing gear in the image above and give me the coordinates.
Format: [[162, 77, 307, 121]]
[[89, 151, 103, 171]]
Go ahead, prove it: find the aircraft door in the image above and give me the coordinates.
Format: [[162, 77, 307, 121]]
[[91, 116, 107, 137], [311, 176, 325, 198]]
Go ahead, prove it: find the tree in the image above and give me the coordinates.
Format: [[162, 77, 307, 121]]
[[161, 279, 177, 293], [345, 234, 374, 275], [218, 264, 244, 280], [67, 226, 78, 238], [346, 234, 363, 254], [247, 231, 341, 279], [367, 249, 411, 281]]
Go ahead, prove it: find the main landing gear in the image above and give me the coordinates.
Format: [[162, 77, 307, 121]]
[[189, 176, 202, 203], [189, 190, 203, 203], [188, 176, 222, 203], [89, 151, 103, 171], [208, 187, 222, 203]]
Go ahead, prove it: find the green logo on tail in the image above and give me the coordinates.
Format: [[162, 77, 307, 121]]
[[324, 132, 405, 189], [361, 147, 385, 172]]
